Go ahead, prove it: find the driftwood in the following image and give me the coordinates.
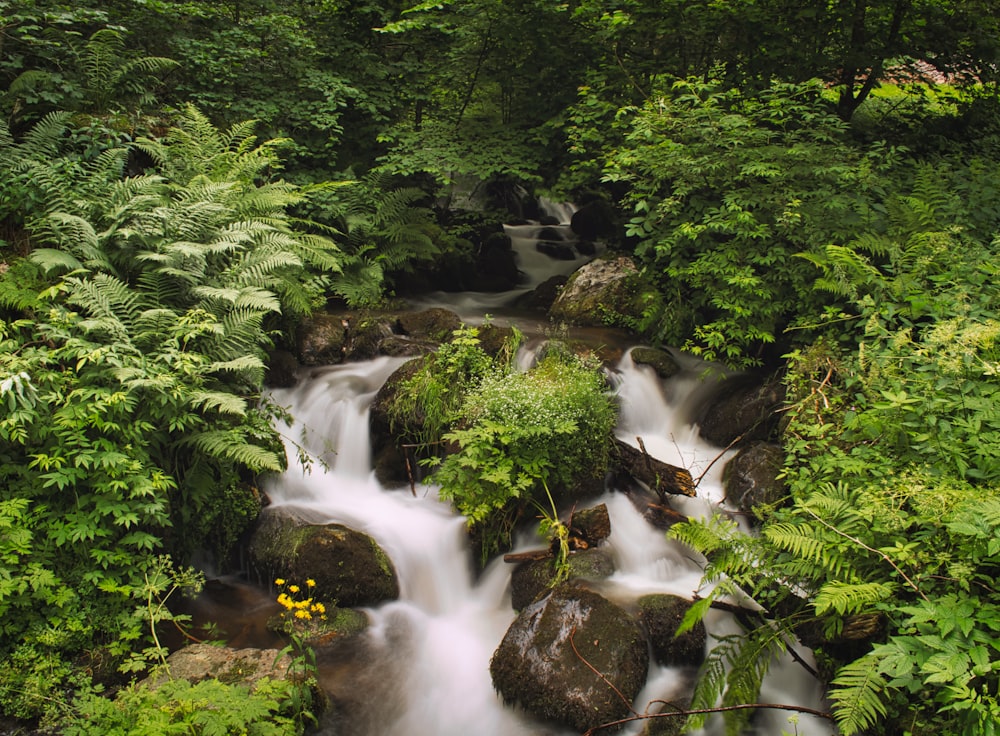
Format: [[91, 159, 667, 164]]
[[503, 549, 553, 563], [614, 437, 695, 499]]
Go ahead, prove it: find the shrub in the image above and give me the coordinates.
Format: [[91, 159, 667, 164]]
[[429, 351, 617, 552]]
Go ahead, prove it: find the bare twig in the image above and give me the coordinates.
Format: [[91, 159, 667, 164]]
[[694, 433, 744, 488], [582, 700, 836, 735]]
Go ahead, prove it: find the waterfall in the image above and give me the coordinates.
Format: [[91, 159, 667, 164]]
[[255, 347, 832, 736]]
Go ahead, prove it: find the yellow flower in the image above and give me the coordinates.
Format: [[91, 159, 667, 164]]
[[312, 602, 326, 614], [274, 578, 285, 586], [306, 579, 316, 588], [294, 609, 311, 620], [288, 584, 300, 594]]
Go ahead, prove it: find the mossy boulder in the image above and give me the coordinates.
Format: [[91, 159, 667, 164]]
[[490, 583, 649, 732], [151, 642, 295, 690], [509, 548, 616, 611], [296, 312, 348, 366], [723, 441, 788, 520], [548, 256, 652, 329], [637, 594, 706, 667], [249, 512, 399, 608], [369, 357, 426, 486], [395, 308, 463, 343], [630, 347, 681, 380]]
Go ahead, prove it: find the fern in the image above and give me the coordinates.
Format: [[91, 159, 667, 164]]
[[813, 580, 894, 616], [829, 655, 888, 735], [187, 430, 284, 473]]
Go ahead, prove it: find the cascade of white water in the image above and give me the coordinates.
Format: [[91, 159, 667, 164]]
[[258, 344, 832, 736]]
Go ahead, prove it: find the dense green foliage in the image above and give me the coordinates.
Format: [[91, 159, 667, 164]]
[[432, 349, 616, 523], [670, 166, 1000, 734], [390, 326, 616, 561], [1, 0, 1000, 733], [0, 107, 338, 723]]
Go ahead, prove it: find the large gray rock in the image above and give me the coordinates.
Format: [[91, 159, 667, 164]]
[[249, 512, 399, 608], [491, 584, 649, 732], [548, 256, 649, 329], [152, 642, 296, 689], [723, 441, 787, 519]]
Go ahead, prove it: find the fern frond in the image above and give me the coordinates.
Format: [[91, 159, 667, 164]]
[[206, 355, 265, 375], [763, 522, 857, 580], [829, 655, 888, 735], [188, 429, 283, 473], [65, 273, 141, 337], [19, 112, 74, 160], [813, 580, 894, 616], [29, 248, 85, 275], [188, 391, 247, 416]]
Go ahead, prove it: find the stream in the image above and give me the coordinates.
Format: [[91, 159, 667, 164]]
[[204, 207, 834, 735]]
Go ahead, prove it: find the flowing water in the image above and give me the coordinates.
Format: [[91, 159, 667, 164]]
[[233, 207, 834, 735]]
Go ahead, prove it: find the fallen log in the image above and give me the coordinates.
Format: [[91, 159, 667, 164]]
[[613, 437, 696, 499]]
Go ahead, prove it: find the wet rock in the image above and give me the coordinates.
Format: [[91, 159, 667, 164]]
[[536, 240, 577, 260], [537, 226, 565, 241], [510, 548, 615, 611], [342, 315, 395, 362], [475, 232, 521, 291], [570, 503, 611, 547], [723, 442, 787, 520], [491, 583, 649, 732], [515, 274, 566, 312], [249, 512, 399, 608], [695, 372, 785, 447], [570, 198, 618, 242], [395, 308, 462, 343], [265, 349, 299, 388], [548, 255, 649, 328], [296, 312, 348, 366], [638, 594, 706, 667], [575, 239, 598, 256], [538, 215, 561, 226], [630, 347, 681, 380], [641, 695, 693, 736], [369, 357, 427, 486]]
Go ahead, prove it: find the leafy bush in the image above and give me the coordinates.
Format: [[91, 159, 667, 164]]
[[430, 350, 616, 534], [62, 676, 310, 736], [669, 173, 1000, 735], [0, 108, 343, 722], [388, 324, 500, 454], [602, 78, 899, 367]]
